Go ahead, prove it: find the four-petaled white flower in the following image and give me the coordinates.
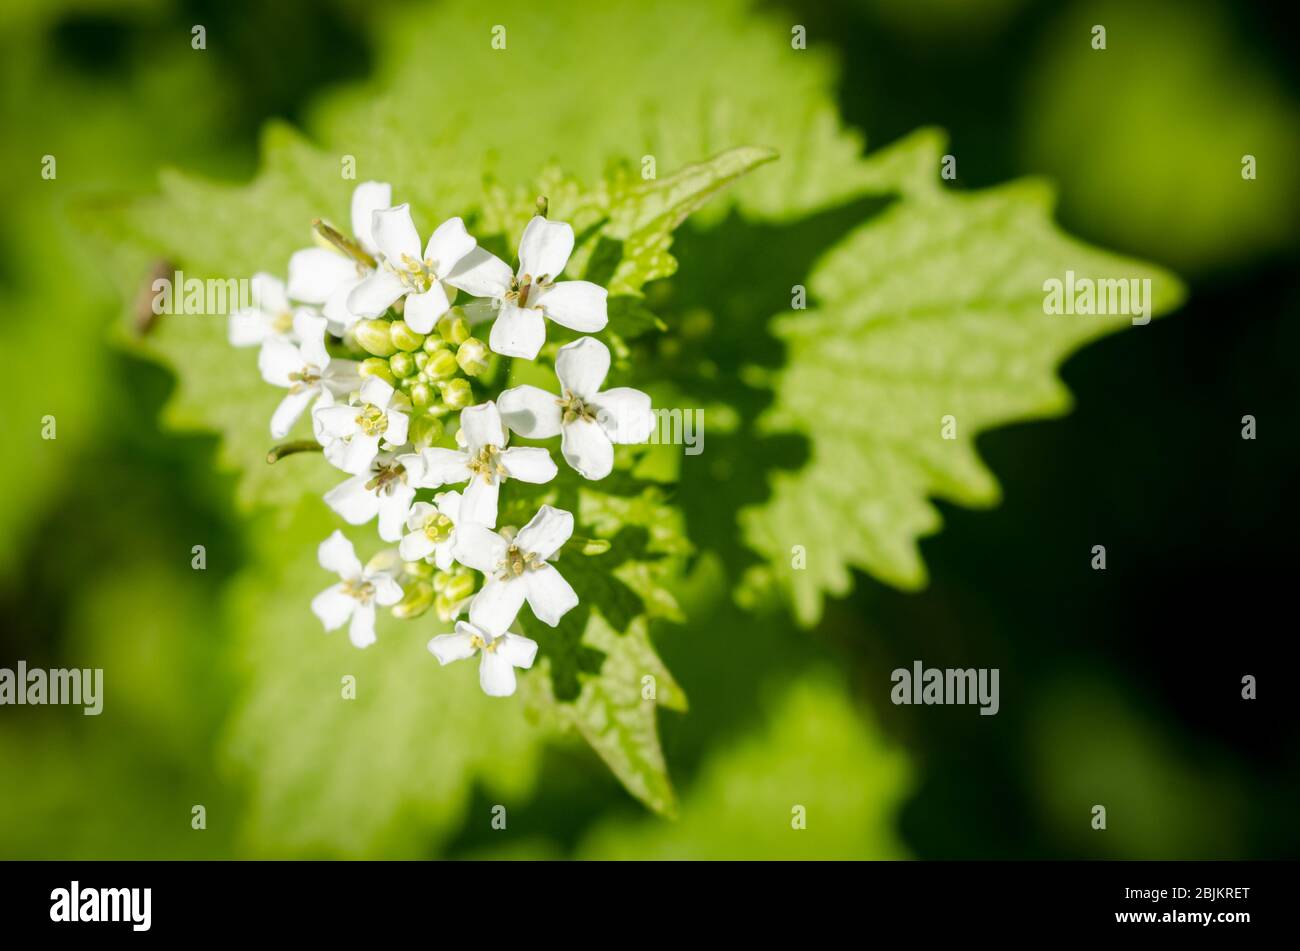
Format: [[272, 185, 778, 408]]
[[428, 620, 538, 698], [258, 310, 361, 439], [445, 216, 607, 360], [310, 530, 403, 648], [498, 337, 654, 480], [407, 400, 556, 527], [399, 491, 462, 570], [229, 273, 296, 348], [323, 451, 417, 542], [453, 504, 579, 635], [314, 377, 411, 475], [347, 204, 477, 334], [287, 181, 392, 334]]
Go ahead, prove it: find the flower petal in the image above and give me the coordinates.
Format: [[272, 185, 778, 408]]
[[517, 216, 574, 279], [270, 387, 318, 440], [293, 309, 331, 369], [399, 530, 437, 562], [347, 269, 406, 318], [478, 650, 518, 697], [593, 387, 656, 444], [435, 490, 463, 522], [322, 275, 364, 333], [424, 216, 476, 274], [371, 574, 404, 606], [561, 417, 615, 480], [377, 483, 416, 542], [383, 409, 410, 449], [515, 504, 574, 560], [433, 542, 454, 572], [459, 401, 507, 450], [461, 474, 500, 529], [324, 476, 380, 525], [500, 447, 557, 484], [497, 385, 563, 439], [318, 529, 363, 577], [446, 247, 513, 299], [469, 577, 527, 636], [314, 404, 360, 442], [371, 203, 422, 265], [250, 273, 289, 314], [428, 629, 478, 665], [258, 336, 302, 388], [453, 523, 508, 573], [350, 181, 392, 255], [554, 336, 610, 399], [287, 248, 356, 304], [340, 432, 381, 475], [523, 564, 578, 627], [537, 281, 608, 332], [228, 309, 274, 347], [348, 600, 378, 648], [411, 448, 471, 487], [498, 632, 539, 669], [311, 583, 355, 631], [359, 376, 394, 408], [488, 302, 547, 360], [402, 282, 451, 334]]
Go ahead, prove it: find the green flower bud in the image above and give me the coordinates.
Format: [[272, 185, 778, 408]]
[[409, 381, 434, 409], [437, 313, 471, 345], [442, 571, 478, 604], [456, 337, 490, 376], [391, 580, 434, 620], [413, 350, 430, 371], [389, 319, 425, 352], [440, 378, 473, 409], [389, 351, 417, 378], [404, 560, 435, 580], [359, 357, 396, 386], [424, 347, 459, 380], [354, 318, 397, 357], [410, 414, 445, 448], [423, 335, 449, 354]]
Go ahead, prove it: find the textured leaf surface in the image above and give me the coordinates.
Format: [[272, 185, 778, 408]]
[[741, 132, 1185, 624], [579, 672, 911, 858]]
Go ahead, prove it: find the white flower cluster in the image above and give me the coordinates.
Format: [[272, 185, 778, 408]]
[[229, 182, 655, 696]]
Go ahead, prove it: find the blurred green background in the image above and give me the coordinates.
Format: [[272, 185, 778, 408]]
[[1, 0, 1296, 858]]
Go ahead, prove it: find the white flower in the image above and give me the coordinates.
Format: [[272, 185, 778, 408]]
[[229, 273, 296, 347], [445, 215, 608, 360], [428, 620, 538, 698], [453, 504, 579, 635], [313, 377, 411, 475], [257, 309, 361, 439], [346, 204, 477, 334], [323, 452, 417, 542], [498, 337, 654, 480], [287, 181, 392, 334], [310, 530, 403, 648], [406, 400, 556, 528], [399, 491, 462, 570]]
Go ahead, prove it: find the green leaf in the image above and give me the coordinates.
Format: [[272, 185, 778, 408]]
[[741, 131, 1185, 624], [510, 479, 690, 817], [579, 671, 912, 859], [312, 0, 871, 221], [222, 496, 545, 857]]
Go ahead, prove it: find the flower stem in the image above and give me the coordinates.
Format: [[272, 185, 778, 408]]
[[312, 218, 377, 270], [266, 441, 323, 464]]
